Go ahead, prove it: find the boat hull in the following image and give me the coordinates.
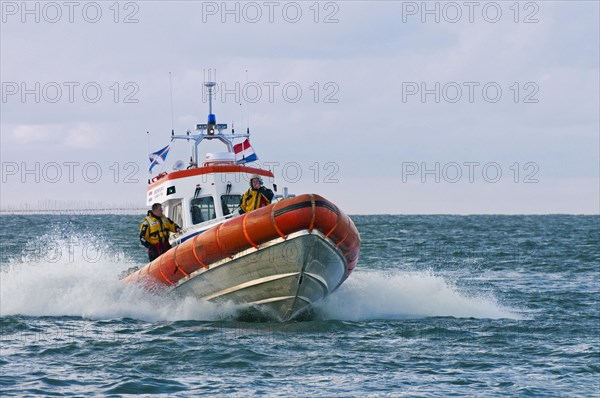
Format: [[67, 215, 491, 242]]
[[124, 194, 360, 321], [175, 230, 347, 321]]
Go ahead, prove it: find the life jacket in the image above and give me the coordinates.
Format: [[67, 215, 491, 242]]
[[140, 212, 178, 246], [240, 188, 273, 213]]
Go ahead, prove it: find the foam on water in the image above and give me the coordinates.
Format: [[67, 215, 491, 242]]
[[0, 235, 235, 322], [2, 262, 521, 322], [1, 234, 521, 322], [316, 270, 523, 321]]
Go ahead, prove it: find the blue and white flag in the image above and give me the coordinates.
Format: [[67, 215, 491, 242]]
[[233, 139, 258, 164], [149, 144, 171, 173]]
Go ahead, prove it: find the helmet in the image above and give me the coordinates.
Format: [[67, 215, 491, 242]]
[[249, 174, 263, 187]]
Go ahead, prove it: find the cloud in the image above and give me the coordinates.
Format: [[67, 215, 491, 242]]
[[2, 123, 106, 149]]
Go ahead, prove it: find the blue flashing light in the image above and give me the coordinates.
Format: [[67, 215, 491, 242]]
[[208, 114, 216, 124]]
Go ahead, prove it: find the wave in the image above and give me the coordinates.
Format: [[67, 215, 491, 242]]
[[1, 236, 521, 322], [0, 235, 234, 322], [315, 270, 523, 321]]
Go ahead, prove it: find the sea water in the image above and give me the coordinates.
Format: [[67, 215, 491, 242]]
[[1, 214, 598, 396]]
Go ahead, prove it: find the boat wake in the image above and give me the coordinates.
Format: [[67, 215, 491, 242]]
[[0, 236, 236, 322], [1, 262, 521, 322], [315, 270, 523, 321], [1, 236, 521, 322]]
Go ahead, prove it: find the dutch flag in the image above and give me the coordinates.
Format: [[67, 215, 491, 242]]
[[233, 139, 258, 164]]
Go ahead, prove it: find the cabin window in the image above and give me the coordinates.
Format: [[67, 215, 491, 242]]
[[221, 195, 241, 216], [190, 196, 215, 224], [171, 202, 183, 227]]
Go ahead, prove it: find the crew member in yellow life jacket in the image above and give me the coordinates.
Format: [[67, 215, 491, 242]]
[[139, 203, 181, 261], [239, 174, 274, 214]]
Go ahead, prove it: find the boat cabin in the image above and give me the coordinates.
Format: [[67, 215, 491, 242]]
[[147, 155, 275, 230], [146, 81, 283, 245]]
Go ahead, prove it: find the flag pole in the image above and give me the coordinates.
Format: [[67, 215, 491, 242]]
[[147, 131, 151, 176], [169, 72, 175, 135], [245, 69, 250, 132]]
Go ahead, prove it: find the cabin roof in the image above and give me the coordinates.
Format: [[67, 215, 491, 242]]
[[148, 165, 274, 190]]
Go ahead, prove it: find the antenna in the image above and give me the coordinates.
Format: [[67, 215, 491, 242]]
[[205, 81, 217, 135], [146, 131, 151, 177], [204, 68, 217, 114], [169, 72, 174, 135], [245, 69, 250, 131], [205, 82, 216, 114]]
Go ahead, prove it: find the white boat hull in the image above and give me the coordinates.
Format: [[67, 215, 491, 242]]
[[174, 231, 347, 321]]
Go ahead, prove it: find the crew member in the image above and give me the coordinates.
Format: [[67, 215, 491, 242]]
[[139, 203, 181, 262], [239, 174, 274, 214]]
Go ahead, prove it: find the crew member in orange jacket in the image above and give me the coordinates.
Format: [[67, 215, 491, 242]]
[[239, 174, 274, 214], [139, 203, 181, 261]]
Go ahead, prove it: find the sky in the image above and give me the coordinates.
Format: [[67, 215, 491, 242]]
[[1, 0, 599, 215]]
